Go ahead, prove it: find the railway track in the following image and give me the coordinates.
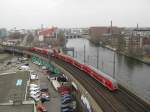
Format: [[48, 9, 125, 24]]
[[113, 86, 150, 112], [2, 46, 150, 112], [53, 58, 150, 112], [54, 58, 119, 112]]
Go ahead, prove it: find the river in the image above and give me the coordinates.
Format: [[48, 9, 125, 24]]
[[66, 38, 150, 104]]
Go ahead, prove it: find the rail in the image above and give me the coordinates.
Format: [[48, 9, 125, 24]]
[[1, 45, 150, 112]]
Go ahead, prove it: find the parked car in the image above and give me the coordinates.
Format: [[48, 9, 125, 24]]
[[58, 86, 71, 93], [60, 91, 70, 96], [61, 107, 73, 112], [24, 63, 29, 66], [30, 84, 39, 87], [62, 97, 72, 102], [30, 89, 40, 93], [61, 103, 72, 109], [42, 66, 47, 70], [30, 94, 40, 101], [40, 83, 48, 92], [47, 75, 50, 81], [61, 95, 72, 100], [30, 74, 39, 80], [30, 87, 40, 91], [37, 104, 47, 112], [30, 91, 40, 96], [20, 65, 30, 70], [62, 98, 72, 104], [22, 57, 28, 61], [61, 94, 71, 97], [40, 92, 50, 101]]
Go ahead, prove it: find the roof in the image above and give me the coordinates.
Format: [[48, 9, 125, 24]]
[[0, 104, 34, 112], [88, 65, 117, 83], [0, 71, 29, 103], [0, 72, 34, 112], [39, 28, 57, 37]]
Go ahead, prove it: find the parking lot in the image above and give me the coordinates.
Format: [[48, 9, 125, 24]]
[[0, 55, 77, 112], [0, 104, 34, 112], [0, 71, 29, 103], [30, 59, 77, 112], [29, 61, 61, 112]]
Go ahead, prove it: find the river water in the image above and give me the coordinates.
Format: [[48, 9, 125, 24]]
[[66, 38, 150, 103]]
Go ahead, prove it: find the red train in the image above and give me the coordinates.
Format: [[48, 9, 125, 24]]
[[30, 47, 55, 55], [30, 47, 118, 91]]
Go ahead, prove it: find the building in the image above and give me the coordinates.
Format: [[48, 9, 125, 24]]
[[38, 27, 57, 41], [64, 28, 86, 39], [0, 28, 8, 38], [0, 72, 35, 112], [124, 28, 150, 49], [124, 30, 150, 56], [89, 26, 123, 44], [111, 34, 124, 48]]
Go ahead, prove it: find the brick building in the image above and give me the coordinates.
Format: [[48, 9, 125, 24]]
[[38, 27, 57, 41], [89, 26, 123, 44]]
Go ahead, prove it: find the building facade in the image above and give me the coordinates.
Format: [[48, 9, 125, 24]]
[[88, 26, 123, 44], [0, 28, 8, 38]]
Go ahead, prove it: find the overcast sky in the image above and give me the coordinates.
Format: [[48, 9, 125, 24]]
[[0, 0, 150, 29]]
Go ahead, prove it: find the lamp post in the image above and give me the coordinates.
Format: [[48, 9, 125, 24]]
[[96, 47, 99, 69], [113, 51, 116, 78], [13, 44, 15, 57], [84, 44, 86, 63]]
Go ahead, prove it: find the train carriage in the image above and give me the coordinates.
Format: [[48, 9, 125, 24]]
[[89, 65, 118, 91], [29, 47, 118, 91], [73, 59, 84, 70]]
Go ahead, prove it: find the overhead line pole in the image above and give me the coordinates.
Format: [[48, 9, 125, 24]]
[[111, 20, 116, 79], [97, 47, 99, 69], [84, 44, 86, 63]]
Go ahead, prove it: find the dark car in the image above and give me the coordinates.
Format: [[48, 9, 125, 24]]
[[40, 92, 50, 102], [24, 63, 29, 66], [7, 61, 11, 65], [61, 94, 71, 98], [61, 107, 73, 112], [61, 96, 72, 101], [40, 83, 48, 92], [61, 103, 73, 110], [61, 103, 71, 109], [62, 98, 72, 104]]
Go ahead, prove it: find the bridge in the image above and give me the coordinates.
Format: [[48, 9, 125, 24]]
[[65, 33, 82, 39], [1, 44, 150, 112]]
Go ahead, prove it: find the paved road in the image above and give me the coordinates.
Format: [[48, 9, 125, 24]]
[[20, 34, 29, 46]]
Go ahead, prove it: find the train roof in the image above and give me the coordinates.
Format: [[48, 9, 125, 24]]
[[64, 55, 85, 65], [74, 58, 84, 64], [87, 65, 117, 83], [59, 54, 116, 83], [73, 57, 117, 83], [32, 47, 53, 52]]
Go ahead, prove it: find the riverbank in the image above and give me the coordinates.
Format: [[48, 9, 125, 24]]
[[103, 45, 150, 65], [67, 38, 150, 106]]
